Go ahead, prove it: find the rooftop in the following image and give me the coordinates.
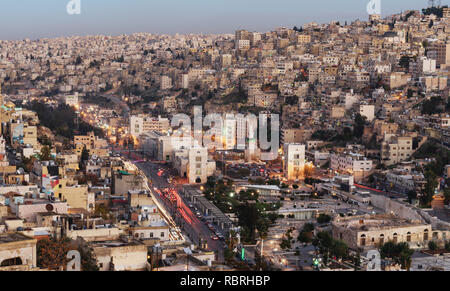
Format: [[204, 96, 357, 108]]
[[0, 233, 34, 244], [333, 214, 426, 231]]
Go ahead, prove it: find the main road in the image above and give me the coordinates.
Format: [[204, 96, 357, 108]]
[[134, 160, 225, 261]]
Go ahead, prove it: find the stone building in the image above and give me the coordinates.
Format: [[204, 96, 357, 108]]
[[332, 214, 448, 250], [0, 233, 37, 270]]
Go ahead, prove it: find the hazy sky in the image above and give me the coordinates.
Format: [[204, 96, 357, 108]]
[[0, 0, 445, 40]]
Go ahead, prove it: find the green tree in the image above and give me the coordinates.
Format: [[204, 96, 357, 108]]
[[317, 214, 332, 224], [39, 145, 52, 161], [428, 241, 438, 251], [77, 239, 99, 271], [80, 146, 90, 169], [380, 242, 414, 270], [330, 240, 348, 260], [353, 113, 366, 139], [399, 56, 411, 69]]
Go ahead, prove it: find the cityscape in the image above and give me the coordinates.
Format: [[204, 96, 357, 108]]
[[1, 0, 450, 276]]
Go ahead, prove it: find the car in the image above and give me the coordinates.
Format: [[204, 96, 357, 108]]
[[210, 235, 219, 241]]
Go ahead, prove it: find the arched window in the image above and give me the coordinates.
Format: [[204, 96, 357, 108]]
[[360, 234, 366, 246], [423, 229, 429, 241], [393, 233, 398, 243], [406, 232, 411, 242], [379, 234, 384, 245], [1, 257, 23, 267], [195, 177, 202, 184]]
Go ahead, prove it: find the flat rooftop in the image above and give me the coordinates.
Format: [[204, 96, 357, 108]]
[[0, 233, 34, 244], [91, 240, 143, 248], [333, 214, 426, 231]]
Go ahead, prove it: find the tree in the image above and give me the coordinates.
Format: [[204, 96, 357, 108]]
[[330, 240, 348, 260], [76, 239, 99, 271], [428, 241, 438, 251], [399, 56, 411, 70], [237, 202, 259, 243], [380, 242, 414, 270], [407, 190, 417, 204], [80, 146, 90, 169], [37, 238, 72, 270], [317, 214, 332, 224], [39, 145, 52, 161], [353, 114, 366, 139], [298, 223, 314, 244]]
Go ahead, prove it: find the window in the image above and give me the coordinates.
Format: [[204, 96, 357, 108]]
[[379, 234, 384, 245], [360, 234, 366, 246], [393, 233, 398, 243], [406, 232, 411, 242], [0, 257, 22, 267], [161, 232, 165, 237], [424, 229, 429, 241], [150, 232, 154, 238]]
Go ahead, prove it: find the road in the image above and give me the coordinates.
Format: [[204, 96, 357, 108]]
[[134, 160, 225, 261]]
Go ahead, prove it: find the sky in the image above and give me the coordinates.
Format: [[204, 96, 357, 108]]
[[0, 0, 445, 40]]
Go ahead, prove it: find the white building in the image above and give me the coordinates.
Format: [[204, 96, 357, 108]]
[[330, 152, 373, 181], [283, 144, 306, 181], [359, 105, 375, 122], [181, 74, 189, 89], [174, 145, 215, 184], [130, 115, 170, 136], [161, 75, 173, 90]]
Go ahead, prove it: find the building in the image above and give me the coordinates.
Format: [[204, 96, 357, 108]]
[[283, 144, 306, 181], [332, 214, 442, 250], [160, 75, 172, 90], [187, 146, 214, 184], [381, 135, 414, 166], [427, 41, 450, 68], [359, 105, 375, 122], [53, 179, 94, 212], [92, 240, 148, 271], [181, 73, 189, 89], [0, 233, 37, 270], [330, 152, 373, 181], [130, 115, 170, 136]]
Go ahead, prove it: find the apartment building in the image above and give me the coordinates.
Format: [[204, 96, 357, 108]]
[[381, 135, 414, 166], [283, 144, 306, 181], [130, 115, 170, 136], [427, 41, 450, 68], [330, 152, 373, 181]]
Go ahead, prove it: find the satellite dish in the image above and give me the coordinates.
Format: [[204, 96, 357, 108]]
[[45, 204, 54, 212]]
